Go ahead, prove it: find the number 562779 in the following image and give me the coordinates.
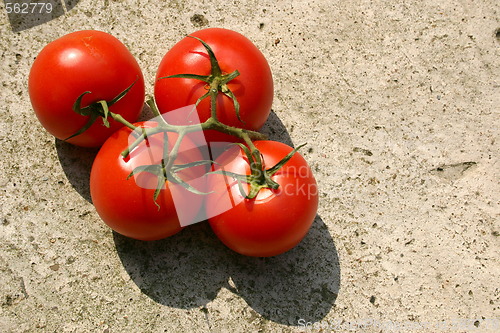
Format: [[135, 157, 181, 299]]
[[5, 2, 53, 14]]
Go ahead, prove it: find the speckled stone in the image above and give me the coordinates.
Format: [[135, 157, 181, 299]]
[[1, 0, 499, 332]]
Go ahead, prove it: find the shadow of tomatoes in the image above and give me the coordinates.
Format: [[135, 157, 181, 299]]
[[56, 109, 340, 326], [113, 215, 340, 326]]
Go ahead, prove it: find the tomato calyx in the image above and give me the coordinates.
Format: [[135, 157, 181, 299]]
[[127, 159, 212, 210], [124, 129, 212, 209], [158, 36, 243, 123], [212, 142, 307, 199], [65, 77, 139, 141]]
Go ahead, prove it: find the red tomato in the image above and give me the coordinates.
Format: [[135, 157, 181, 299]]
[[29, 30, 145, 147], [154, 28, 273, 143], [206, 141, 318, 257], [90, 122, 206, 241]]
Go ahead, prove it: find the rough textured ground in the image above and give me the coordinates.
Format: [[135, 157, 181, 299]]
[[1, 0, 499, 332]]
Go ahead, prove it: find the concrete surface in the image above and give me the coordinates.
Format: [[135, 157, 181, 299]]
[[1, 0, 499, 332]]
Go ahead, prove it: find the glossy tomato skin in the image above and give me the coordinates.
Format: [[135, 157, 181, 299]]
[[154, 28, 273, 143], [90, 122, 205, 241], [29, 30, 145, 147], [206, 141, 318, 257]]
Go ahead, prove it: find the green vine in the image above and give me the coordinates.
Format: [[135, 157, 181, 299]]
[[67, 35, 304, 204]]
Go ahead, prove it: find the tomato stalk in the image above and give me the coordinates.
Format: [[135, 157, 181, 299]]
[[69, 35, 305, 202], [119, 97, 267, 158]]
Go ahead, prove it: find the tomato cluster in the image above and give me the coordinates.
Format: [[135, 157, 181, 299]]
[[29, 28, 318, 257]]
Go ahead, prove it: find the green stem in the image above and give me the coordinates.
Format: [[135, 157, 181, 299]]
[[69, 35, 300, 202], [242, 133, 264, 179], [118, 105, 267, 158], [209, 77, 220, 120], [164, 130, 185, 172], [120, 127, 150, 158], [109, 112, 138, 131]]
